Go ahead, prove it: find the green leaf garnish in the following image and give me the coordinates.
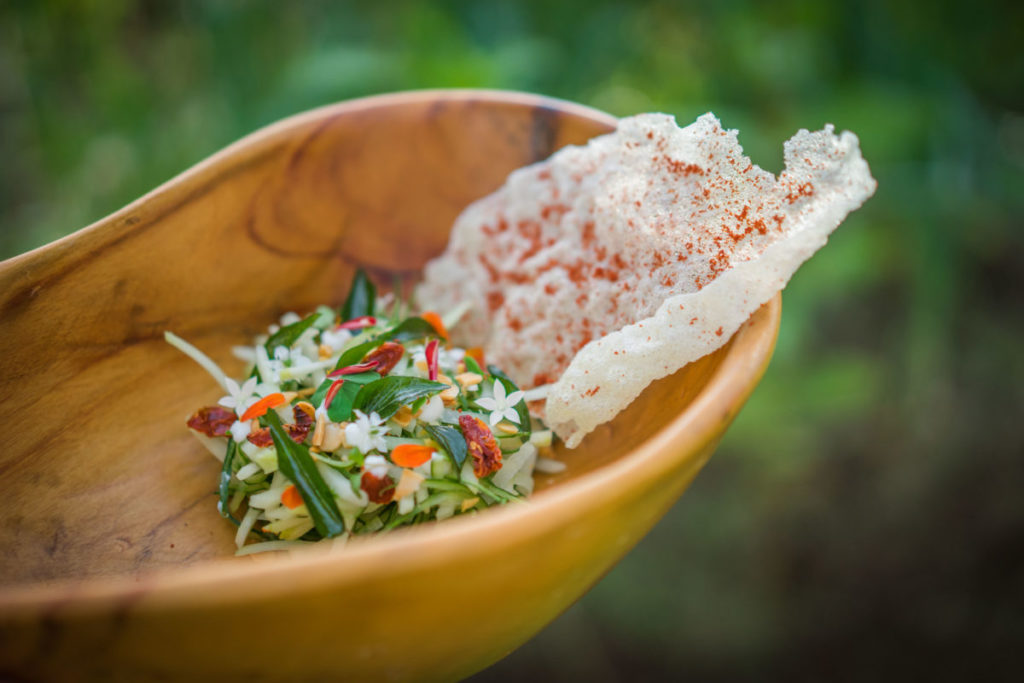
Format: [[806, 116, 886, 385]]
[[311, 371, 382, 407], [463, 354, 484, 376], [421, 423, 468, 468], [265, 411, 345, 538], [487, 365, 532, 440], [333, 316, 438, 370], [264, 312, 318, 352], [218, 438, 237, 518], [353, 376, 446, 420], [326, 380, 362, 422], [340, 268, 376, 321]]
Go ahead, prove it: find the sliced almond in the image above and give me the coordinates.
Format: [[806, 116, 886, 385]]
[[311, 412, 327, 448], [454, 372, 484, 389], [294, 401, 316, 422], [440, 386, 459, 405], [460, 497, 480, 513], [495, 421, 519, 435], [318, 344, 333, 360], [415, 359, 429, 372], [391, 404, 414, 428], [321, 422, 346, 452], [393, 469, 426, 500]]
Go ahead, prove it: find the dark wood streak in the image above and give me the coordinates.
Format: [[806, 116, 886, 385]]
[[529, 105, 561, 162], [136, 491, 213, 553], [286, 110, 342, 174]]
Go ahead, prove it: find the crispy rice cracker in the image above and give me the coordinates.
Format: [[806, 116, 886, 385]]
[[418, 113, 876, 447]]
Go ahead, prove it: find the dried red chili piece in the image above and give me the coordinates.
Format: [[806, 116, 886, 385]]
[[458, 414, 503, 478], [187, 406, 236, 438], [293, 403, 315, 427], [246, 423, 309, 448], [362, 341, 404, 375], [246, 429, 273, 448], [286, 423, 311, 443], [326, 361, 379, 379], [360, 471, 395, 504]]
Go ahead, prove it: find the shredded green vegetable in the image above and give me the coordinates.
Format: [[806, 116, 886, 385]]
[[171, 269, 555, 554]]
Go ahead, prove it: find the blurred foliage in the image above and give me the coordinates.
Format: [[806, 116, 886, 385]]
[[2, 0, 1022, 680]]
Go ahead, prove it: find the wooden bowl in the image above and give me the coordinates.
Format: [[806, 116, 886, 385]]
[[0, 91, 780, 681]]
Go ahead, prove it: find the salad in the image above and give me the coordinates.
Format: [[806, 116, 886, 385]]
[[167, 270, 561, 555]]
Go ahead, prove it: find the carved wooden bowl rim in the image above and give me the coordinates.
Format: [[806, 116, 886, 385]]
[[0, 90, 781, 613]]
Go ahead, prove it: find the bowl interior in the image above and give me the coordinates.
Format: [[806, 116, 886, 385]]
[[0, 92, 739, 590]]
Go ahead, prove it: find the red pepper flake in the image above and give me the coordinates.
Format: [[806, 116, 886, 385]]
[[540, 204, 569, 221], [533, 372, 556, 386], [361, 471, 395, 504], [186, 406, 235, 438], [459, 415, 502, 478], [326, 361, 379, 379], [662, 155, 705, 176], [336, 315, 377, 330], [323, 379, 346, 410], [362, 341, 404, 375], [425, 339, 440, 381], [715, 327, 724, 336], [325, 360, 378, 382], [581, 221, 596, 247], [585, 386, 601, 397], [486, 291, 505, 312], [785, 182, 815, 204]]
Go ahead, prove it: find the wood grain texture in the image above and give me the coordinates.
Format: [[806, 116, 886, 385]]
[[0, 90, 781, 681]]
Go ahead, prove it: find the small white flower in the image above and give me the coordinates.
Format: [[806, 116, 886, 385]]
[[363, 454, 390, 478], [230, 419, 252, 443], [273, 345, 290, 362], [320, 328, 351, 352], [263, 358, 285, 384], [218, 377, 259, 417], [288, 347, 311, 366], [475, 381, 526, 426], [345, 410, 389, 454], [439, 346, 465, 368]]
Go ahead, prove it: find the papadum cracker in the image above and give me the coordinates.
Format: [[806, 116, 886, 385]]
[[418, 113, 876, 447]]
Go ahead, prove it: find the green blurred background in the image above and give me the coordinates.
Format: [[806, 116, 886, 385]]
[[2, 0, 1022, 679]]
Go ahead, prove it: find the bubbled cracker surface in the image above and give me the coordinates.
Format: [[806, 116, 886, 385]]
[[418, 113, 876, 447]]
